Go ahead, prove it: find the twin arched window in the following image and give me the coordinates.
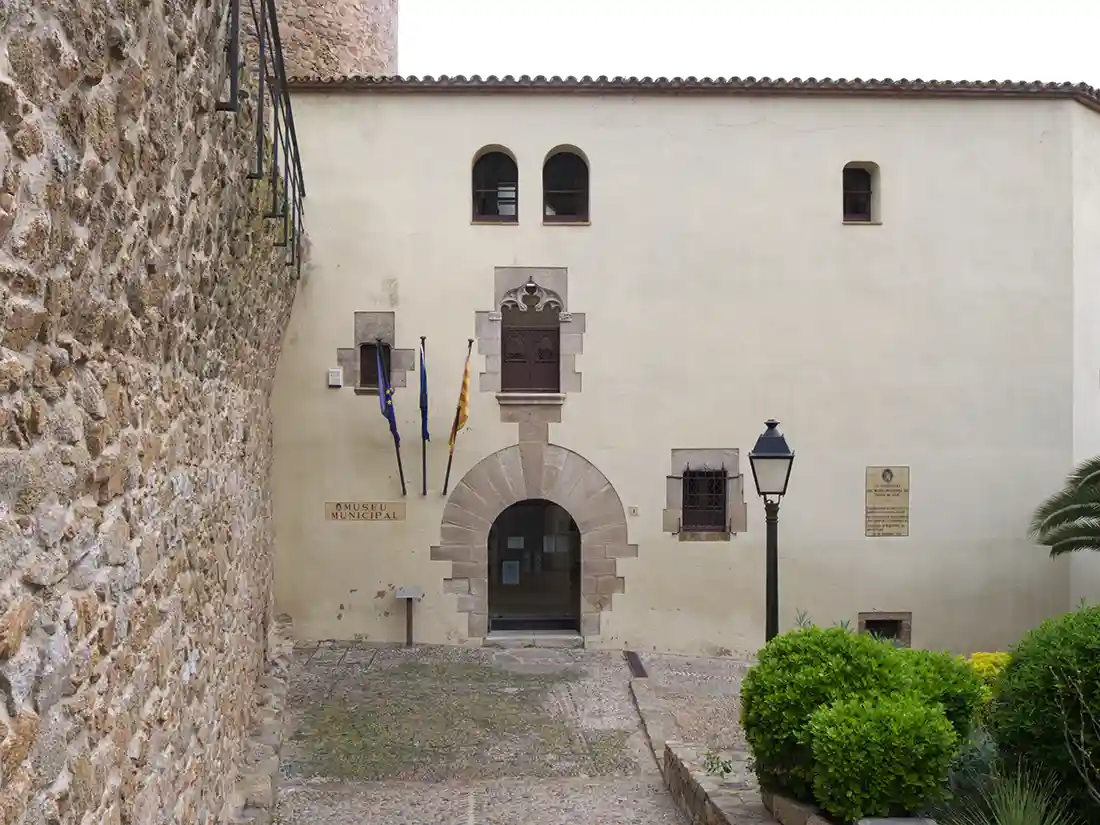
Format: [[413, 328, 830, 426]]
[[472, 147, 589, 224]]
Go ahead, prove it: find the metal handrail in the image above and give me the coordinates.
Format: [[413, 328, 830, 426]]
[[217, 0, 306, 275]]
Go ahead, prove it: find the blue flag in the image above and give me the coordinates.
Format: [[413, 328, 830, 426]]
[[377, 345, 400, 448], [419, 339, 429, 442]]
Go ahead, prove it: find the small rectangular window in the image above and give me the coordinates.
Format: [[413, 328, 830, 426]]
[[681, 469, 728, 532], [858, 611, 911, 647], [359, 342, 392, 389]]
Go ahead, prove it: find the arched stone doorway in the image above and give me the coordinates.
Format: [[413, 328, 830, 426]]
[[432, 441, 635, 640], [488, 499, 580, 631]]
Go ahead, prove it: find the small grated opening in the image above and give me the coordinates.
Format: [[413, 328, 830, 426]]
[[623, 650, 648, 678]]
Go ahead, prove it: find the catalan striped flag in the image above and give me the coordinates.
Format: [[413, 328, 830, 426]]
[[442, 339, 474, 495], [449, 344, 472, 450]]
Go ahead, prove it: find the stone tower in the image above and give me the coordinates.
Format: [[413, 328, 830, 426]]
[[277, 0, 398, 78]]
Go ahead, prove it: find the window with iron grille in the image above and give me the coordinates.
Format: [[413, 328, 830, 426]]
[[473, 150, 519, 223], [842, 164, 875, 222], [358, 342, 392, 389], [543, 151, 589, 222], [681, 469, 728, 532]]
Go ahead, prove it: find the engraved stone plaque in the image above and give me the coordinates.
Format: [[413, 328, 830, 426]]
[[325, 501, 407, 521], [865, 466, 910, 537]]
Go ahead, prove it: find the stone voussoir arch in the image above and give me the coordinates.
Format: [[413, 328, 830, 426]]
[[431, 441, 636, 639]]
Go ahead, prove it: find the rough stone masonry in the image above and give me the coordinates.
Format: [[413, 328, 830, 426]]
[[0, 0, 301, 822]]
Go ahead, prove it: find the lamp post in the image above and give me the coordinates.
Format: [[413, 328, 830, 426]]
[[748, 419, 795, 643]]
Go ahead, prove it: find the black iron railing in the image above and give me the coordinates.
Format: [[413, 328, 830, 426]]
[[217, 0, 306, 275]]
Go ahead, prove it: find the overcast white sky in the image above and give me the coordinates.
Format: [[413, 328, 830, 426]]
[[399, 0, 1099, 86]]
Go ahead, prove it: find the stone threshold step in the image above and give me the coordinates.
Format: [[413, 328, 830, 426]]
[[483, 631, 584, 649]]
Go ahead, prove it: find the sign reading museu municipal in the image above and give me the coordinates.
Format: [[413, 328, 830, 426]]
[[325, 502, 407, 521]]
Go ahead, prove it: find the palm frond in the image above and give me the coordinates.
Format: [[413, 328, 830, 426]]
[[1064, 455, 1100, 488], [1029, 456, 1100, 550], [1035, 516, 1100, 546], [1047, 536, 1100, 558]]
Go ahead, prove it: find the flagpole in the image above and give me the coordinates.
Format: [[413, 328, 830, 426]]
[[395, 433, 407, 497], [420, 336, 427, 497], [442, 338, 474, 496], [379, 338, 407, 497]]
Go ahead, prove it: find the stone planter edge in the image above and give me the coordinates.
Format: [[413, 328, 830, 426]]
[[662, 743, 763, 825], [761, 789, 938, 825]]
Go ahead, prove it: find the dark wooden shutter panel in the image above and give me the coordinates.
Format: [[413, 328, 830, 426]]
[[529, 328, 560, 391], [501, 331, 530, 391], [501, 306, 561, 392]]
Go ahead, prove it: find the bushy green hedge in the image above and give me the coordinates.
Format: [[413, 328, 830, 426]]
[[988, 604, 1100, 821], [740, 627, 910, 798], [899, 648, 986, 739], [741, 625, 985, 815], [808, 694, 958, 823]]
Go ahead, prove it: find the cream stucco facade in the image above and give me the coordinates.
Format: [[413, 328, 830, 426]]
[[272, 83, 1100, 657]]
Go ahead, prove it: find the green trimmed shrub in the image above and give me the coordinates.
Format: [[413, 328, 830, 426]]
[[808, 694, 958, 823], [900, 648, 986, 739], [988, 605, 1100, 821], [740, 626, 909, 799]]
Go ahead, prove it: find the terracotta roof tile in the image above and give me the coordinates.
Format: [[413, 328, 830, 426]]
[[284, 74, 1100, 111]]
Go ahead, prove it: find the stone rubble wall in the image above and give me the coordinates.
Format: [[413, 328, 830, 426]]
[[0, 0, 301, 823], [277, 0, 398, 79]]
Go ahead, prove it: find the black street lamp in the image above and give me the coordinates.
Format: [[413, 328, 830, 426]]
[[748, 419, 795, 643]]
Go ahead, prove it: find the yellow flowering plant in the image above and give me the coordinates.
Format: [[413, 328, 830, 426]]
[[961, 651, 1011, 720]]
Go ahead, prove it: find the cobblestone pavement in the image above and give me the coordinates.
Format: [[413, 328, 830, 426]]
[[642, 653, 754, 748], [275, 643, 687, 824]]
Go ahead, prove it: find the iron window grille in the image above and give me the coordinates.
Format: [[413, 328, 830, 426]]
[[681, 469, 728, 532]]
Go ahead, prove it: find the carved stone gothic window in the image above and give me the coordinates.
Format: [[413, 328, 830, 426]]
[[500, 280, 562, 393]]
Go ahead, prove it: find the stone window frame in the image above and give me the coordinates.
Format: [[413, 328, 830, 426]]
[[335, 311, 415, 395], [474, 267, 585, 423], [662, 449, 748, 542], [857, 610, 912, 647]]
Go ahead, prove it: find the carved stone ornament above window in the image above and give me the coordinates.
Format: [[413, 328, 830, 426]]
[[499, 279, 564, 313]]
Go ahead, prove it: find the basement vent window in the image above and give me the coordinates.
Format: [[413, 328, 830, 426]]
[[857, 611, 912, 647]]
